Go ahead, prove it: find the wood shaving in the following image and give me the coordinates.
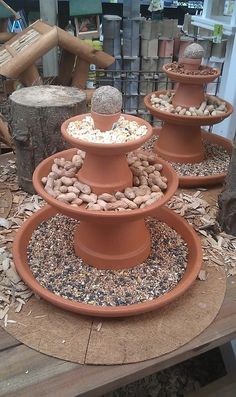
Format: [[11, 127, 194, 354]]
[[168, 191, 236, 278]]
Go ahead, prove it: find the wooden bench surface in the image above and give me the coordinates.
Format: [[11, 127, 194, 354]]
[[0, 273, 235, 397]]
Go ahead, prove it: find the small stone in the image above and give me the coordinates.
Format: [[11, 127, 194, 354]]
[[91, 86, 122, 114], [183, 43, 205, 59]]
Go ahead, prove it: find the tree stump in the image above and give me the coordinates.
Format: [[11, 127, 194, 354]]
[[10, 85, 86, 193], [218, 135, 236, 235]]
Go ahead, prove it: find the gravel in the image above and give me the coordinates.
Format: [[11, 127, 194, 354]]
[[66, 115, 148, 143], [27, 215, 187, 307], [165, 62, 218, 76], [142, 137, 230, 177]]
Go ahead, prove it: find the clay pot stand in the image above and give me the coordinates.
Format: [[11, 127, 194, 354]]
[[144, 90, 233, 187], [13, 205, 202, 318], [61, 114, 154, 195], [153, 128, 232, 187], [33, 148, 178, 269]]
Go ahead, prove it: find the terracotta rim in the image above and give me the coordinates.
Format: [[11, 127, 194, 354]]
[[144, 91, 233, 126], [61, 113, 153, 154], [163, 64, 220, 84], [13, 205, 202, 318], [153, 128, 232, 187], [33, 148, 179, 222]]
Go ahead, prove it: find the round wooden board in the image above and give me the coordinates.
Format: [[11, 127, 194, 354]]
[[0, 267, 226, 365]]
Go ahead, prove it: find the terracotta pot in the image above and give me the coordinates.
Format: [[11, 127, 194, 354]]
[[153, 127, 233, 187], [91, 110, 121, 131], [144, 90, 233, 163], [13, 205, 202, 317], [61, 113, 153, 194], [162, 64, 221, 108], [33, 148, 179, 269], [179, 57, 201, 71]]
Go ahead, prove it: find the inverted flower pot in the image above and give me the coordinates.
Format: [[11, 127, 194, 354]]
[[61, 114, 153, 194], [33, 148, 178, 270], [163, 63, 220, 108], [144, 90, 233, 164], [13, 205, 202, 317]]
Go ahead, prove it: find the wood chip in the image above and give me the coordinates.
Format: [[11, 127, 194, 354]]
[[198, 270, 208, 281]]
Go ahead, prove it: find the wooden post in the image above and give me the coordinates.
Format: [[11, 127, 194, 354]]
[[19, 64, 43, 86], [58, 49, 75, 86], [10, 85, 87, 193], [71, 57, 90, 89], [57, 27, 115, 68], [218, 132, 236, 235], [39, 0, 58, 77]]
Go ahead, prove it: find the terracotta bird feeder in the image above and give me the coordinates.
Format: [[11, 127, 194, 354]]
[[13, 87, 202, 317], [144, 43, 233, 187]]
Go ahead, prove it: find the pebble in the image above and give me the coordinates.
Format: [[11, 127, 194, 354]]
[[66, 116, 148, 144], [165, 62, 219, 76], [27, 216, 187, 307]]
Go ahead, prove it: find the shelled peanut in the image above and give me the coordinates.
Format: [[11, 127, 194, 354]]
[[150, 91, 228, 117], [41, 151, 167, 211]]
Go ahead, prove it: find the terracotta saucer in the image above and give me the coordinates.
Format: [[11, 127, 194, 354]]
[[13, 205, 202, 318], [163, 64, 220, 85], [33, 148, 179, 269], [144, 91, 233, 126], [153, 128, 232, 188]]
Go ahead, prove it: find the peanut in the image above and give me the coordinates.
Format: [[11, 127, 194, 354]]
[[115, 191, 125, 200], [61, 176, 74, 186], [54, 158, 66, 167], [67, 186, 80, 194], [98, 193, 116, 202], [122, 198, 138, 209], [57, 192, 77, 203], [133, 194, 150, 205], [72, 154, 83, 168], [41, 176, 47, 185], [71, 198, 83, 206], [151, 185, 161, 192], [86, 203, 102, 211], [124, 187, 136, 200], [105, 200, 129, 210], [74, 181, 91, 194], [80, 193, 97, 203], [97, 199, 107, 209], [133, 176, 140, 186]]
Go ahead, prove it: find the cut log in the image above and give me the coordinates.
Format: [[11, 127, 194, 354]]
[[218, 135, 236, 235], [10, 85, 87, 194]]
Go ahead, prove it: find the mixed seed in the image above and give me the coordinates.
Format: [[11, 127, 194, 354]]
[[27, 215, 187, 307], [141, 136, 230, 177], [66, 116, 148, 144], [169, 141, 230, 177]]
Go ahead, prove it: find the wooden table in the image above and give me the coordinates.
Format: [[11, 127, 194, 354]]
[[1, 274, 236, 397]]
